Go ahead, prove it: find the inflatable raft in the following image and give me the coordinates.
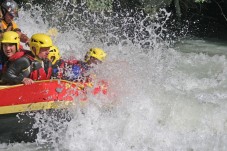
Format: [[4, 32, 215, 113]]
[[0, 80, 80, 143], [0, 80, 79, 115]]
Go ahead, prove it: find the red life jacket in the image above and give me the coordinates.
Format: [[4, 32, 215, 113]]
[[29, 66, 52, 80], [27, 55, 52, 80], [2, 50, 52, 80]]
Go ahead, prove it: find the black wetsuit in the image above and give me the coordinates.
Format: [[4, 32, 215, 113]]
[[2, 52, 50, 85], [0, 51, 6, 79], [2, 56, 30, 84]]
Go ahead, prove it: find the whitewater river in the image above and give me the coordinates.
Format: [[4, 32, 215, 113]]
[[1, 6, 227, 151]]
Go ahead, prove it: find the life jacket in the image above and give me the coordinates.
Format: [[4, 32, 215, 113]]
[[26, 55, 52, 81], [71, 60, 90, 78], [0, 20, 29, 43], [63, 59, 81, 80], [71, 61, 96, 90], [0, 20, 18, 31]]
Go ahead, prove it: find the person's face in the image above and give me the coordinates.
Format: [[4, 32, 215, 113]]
[[4, 12, 14, 24], [88, 56, 102, 65], [38, 47, 50, 59], [2, 43, 17, 58]]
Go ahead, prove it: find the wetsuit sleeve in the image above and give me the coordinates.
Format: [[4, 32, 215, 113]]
[[0, 52, 4, 79], [2, 57, 31, 84]]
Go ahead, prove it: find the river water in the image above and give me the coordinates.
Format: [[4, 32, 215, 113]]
[[1, 4, 227, 151]]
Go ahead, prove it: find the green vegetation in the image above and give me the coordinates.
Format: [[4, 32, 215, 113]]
[[14, 0, 210, 16], [14, 0, 226, 23]]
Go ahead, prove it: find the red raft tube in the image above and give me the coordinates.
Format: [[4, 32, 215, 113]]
[[0, 79, 80, 114], [0, 79, 80, 143]]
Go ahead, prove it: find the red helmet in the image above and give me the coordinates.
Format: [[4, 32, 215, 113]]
[[1, 0, 19, 17]]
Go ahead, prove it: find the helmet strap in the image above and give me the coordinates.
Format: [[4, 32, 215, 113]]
[[32, 47, 37, 55]]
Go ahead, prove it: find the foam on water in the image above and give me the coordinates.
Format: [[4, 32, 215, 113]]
[[1, 2, 227, 151]]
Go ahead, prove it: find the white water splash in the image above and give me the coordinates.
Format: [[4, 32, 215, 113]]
[[1, 2, 227, 151]]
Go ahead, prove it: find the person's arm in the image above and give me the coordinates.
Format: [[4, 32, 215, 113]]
[[15, 29, 29, 44], [2, 57, 31, 84], [11, 21, 29, 44]]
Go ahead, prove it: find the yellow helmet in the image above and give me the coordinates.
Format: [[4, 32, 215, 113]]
[[30, 33, 53, 56], [48, 45, 61, 65], [85, 48, 107, 62], [1, 31, 20, 51]]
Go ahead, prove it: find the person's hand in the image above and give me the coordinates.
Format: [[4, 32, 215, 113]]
[[22, 78, 34, 85], [20, 35, 30, 46]]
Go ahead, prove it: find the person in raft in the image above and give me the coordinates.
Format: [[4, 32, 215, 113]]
[[79, 48, 108, 95], [0, 31, 28, 79], [47, 47, 108, 95], [48, 47, 107, 82], [47, 45, 65, 79], [72, 48, 107, 83], [0, 0, 29, 45], [1, 33, 53, 85], [0, 31, 25, 79]]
